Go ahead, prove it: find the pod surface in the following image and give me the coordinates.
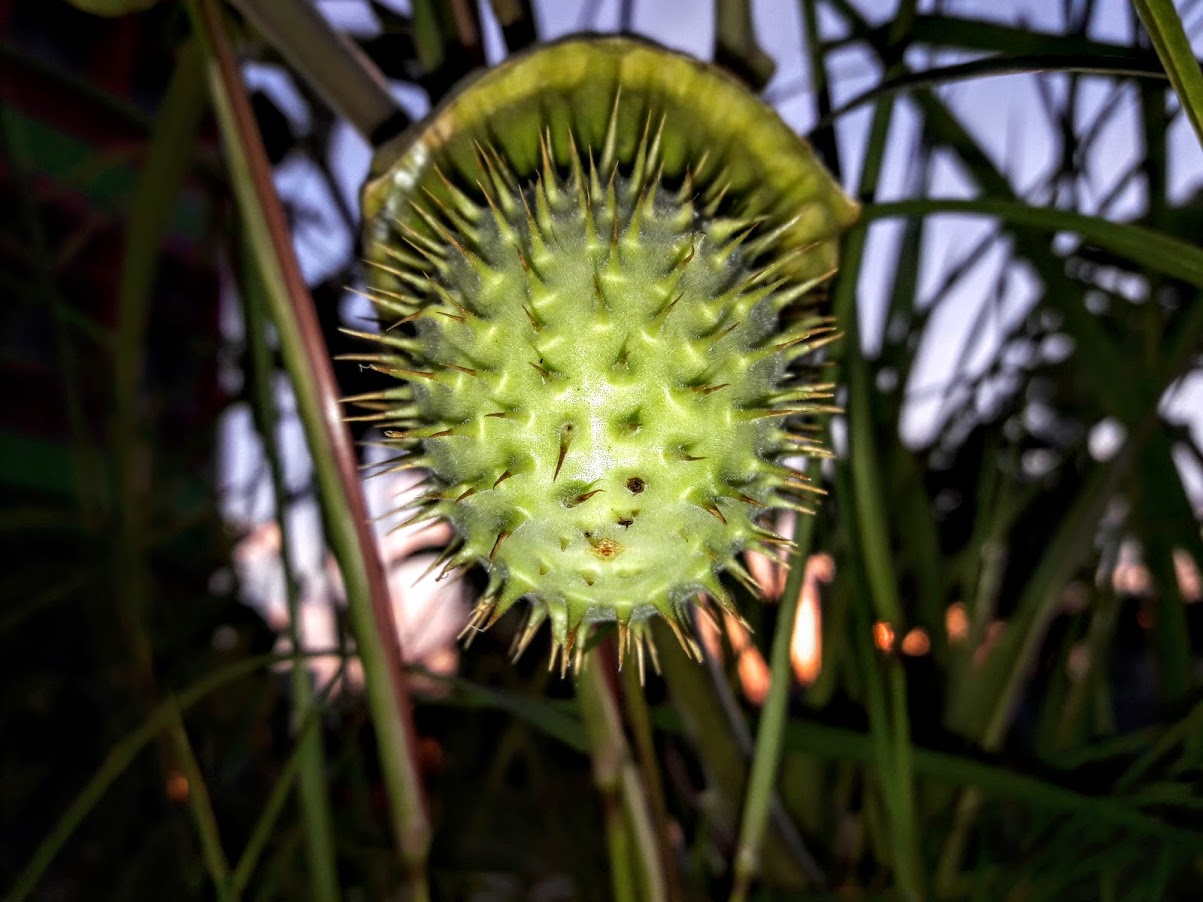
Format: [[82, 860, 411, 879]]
[[354, 36, 858, 671]]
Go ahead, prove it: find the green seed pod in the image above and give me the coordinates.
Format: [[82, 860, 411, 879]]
[[352, 36, 858, 674]]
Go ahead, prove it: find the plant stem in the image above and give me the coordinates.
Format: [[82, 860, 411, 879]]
[[190, 2, 431, 897], [715, 0, 776, 89], [8, 650, 339, 901], [729, 510, 816, 902], [229, 662, 347, 897], [798, 0, 842, 180], [653, 618, 824, 889], [577, 650, 666, 902], [242, 245, 341, 902], [1132, 0, 1203, 150], [166, 708, 233, 901], [620, 664, 685, 902], [827, 0, 923, 894], [108, 36, 234, 893], [620, 759, 665, 901]]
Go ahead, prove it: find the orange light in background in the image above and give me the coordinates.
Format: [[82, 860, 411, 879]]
[[1103, 546, 1201, 603], [1066, 640, 1090, 682], [694, 599, 772, 704], [1113, 561, 1152, 596], [901, 627, 930, 656], [1175, 549, 1201, 602], [695, 601, 723, 660], [790, 583, 822, 685], [746, 547, 784, 600], [725, 611, 771, 705], [790, 554, 833, 685], [704, 553, 837, 700], [165, 771, 189, 804], [946, 602, 969, 642], [973, 619, 1007, 667], [744, 511, 797, 600], [872, 621, 895, 652]]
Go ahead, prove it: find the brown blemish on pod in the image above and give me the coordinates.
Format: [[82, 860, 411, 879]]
[[589, 535, 623, 559]]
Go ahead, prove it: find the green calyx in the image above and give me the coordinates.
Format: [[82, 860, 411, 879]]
[[353, 36, 858, 674]]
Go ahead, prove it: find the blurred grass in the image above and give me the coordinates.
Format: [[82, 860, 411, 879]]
[[1134, 0, 1203, 148], [190, 0, 431, 897], [241, 235, 340, 901], [6, 0, 1203, 899]]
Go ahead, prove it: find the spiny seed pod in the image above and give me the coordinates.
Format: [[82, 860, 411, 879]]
[[350, 36, 858, 676]]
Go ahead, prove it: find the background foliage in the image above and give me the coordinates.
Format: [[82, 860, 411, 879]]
[[3, 0, 1203, 899]]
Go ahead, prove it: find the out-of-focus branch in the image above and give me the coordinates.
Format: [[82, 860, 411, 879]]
[[730, 511, 818, 901], [230, 0, 406, 143], [714, 0, 775, 90], [578, 651, 667, 902], [1133, 0, 1203, 151], [190, 2, 432, 898]]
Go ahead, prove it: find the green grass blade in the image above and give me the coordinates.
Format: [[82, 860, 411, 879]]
[[816, 52, 1168, 129], [891, 11, 1159, 60], [577, 659, 666, 902], [1133, 0, 1203, 150], [410, 0, 484, 100], [107, 39, 233, 899], [110, 33, 205, 704], [934, 422, 1150, 887], [228, 662, 346, 898], [861, 198, 1203, 287], [781, 720, 1203, 852], [982, 436, 1143, 745], [189, 2, 431, 897], [828, 3, 923, 889], [7, 650, 339, 901], [111, 35, 205, 593], [729, 510, 816, 901], [411, 0, 448, 76], [241, 241, 341, 901], [166, 706, 233, 901], [412, 669, 589, 752], [114, 39, 205, 438], [1134, 435, 1195, 704], [826, 0, 1155, 420], [652, 619, 821, 889]]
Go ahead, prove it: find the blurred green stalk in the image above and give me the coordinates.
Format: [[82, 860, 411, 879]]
[[827, 1, 923, 896], [242, 245, 341, 902], [652, 618, 823, 889], [729, 508, 816, 901], [111, 36, 236, 898], [166, 707, 233, 901], [1132, 0, 1203, 150], [9, 650, 342, 899], [715, 0, 776, 89], [577, 655, 666, 902], [229, 662, 348, 897], [190, 2, 432, 897], [620, 664, 685, 901]]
